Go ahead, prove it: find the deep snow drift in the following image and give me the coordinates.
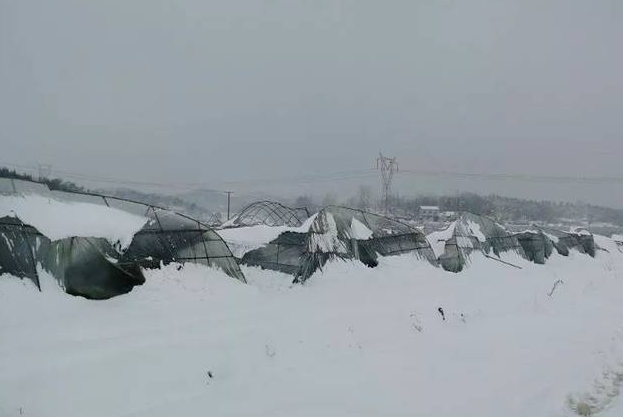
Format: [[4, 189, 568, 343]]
[[2, 240, 623, 417]]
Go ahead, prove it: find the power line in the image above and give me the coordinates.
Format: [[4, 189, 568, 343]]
[[4, 158, 622, 196], [218, 169, 377, 187], [0, 161, 228, 192], [0, 161, 377, 191], [53, 168, 376, 189], [398, 169, 623, 185]]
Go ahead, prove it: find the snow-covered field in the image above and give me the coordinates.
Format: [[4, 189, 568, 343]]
[[2, 240, 623, 417]]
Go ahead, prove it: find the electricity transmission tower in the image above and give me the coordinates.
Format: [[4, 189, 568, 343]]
[[376, 152, 398, 214]]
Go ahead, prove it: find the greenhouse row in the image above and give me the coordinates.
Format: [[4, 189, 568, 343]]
[[1, 178, 597, 298]]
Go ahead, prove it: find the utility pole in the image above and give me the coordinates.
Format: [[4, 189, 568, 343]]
[[225, 191, 233, 220], [376, 152, 398, 214], [37, 163, 52, 181]]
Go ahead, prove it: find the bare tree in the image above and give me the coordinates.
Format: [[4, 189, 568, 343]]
[[294, 195, 316, 212], [322, 193, 338, 207]]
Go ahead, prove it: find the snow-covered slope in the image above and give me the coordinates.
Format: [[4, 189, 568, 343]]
[[2, 238, 623, 417]]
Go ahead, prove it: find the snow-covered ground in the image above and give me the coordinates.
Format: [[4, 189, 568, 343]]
[[2, 242, 623, 417]]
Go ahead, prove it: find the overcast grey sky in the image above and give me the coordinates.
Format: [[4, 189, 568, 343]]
[[1, 1, 622, 205]]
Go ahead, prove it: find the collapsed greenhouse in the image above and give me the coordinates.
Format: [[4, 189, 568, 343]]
[[224, 200, 310, 228], [0, 176, 606, 298], [514, 230, 555, 265], [427, 212, 527, 272], [514, 227, 596, 263], [220, 205, 437, 283], [426, 212, 598, 271], [0, 178, 245, 299]]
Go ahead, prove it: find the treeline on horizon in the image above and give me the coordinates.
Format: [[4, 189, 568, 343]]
[[294, 189, 623, 226], [392, 193, 623, 225], [0, 167, 86, 193], [0, 167, 216, 221]]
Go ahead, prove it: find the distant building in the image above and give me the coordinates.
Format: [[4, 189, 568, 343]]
[[419, 205, 440, 221], [441, 211, 458, 221]]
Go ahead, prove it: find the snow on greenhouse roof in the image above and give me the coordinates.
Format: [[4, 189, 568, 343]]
[[218, 214, 318, 258], [0, 191, 147, 249], [426, 222, 457, 258]]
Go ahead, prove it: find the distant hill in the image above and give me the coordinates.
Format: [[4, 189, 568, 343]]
[[105, 188, 222, 224], [0, 167, 86, 193], [3, 166, 622, 233]]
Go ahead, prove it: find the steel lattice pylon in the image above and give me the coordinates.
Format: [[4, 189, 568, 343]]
[[376, 152, 398, 214]]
